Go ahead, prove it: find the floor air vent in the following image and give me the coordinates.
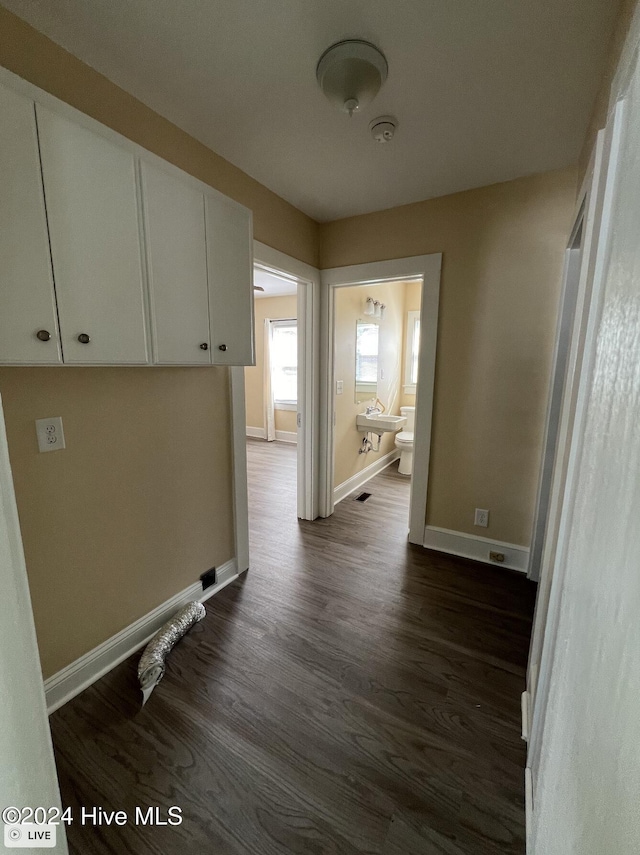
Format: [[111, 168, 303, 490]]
[[355, 492, 372, 502]]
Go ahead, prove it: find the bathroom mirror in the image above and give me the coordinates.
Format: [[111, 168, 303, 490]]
[[355, 320, 379, 403]]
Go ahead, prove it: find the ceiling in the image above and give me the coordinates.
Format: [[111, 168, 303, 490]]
[[254, 268, 297, 299], [2, 0, 619, 221]]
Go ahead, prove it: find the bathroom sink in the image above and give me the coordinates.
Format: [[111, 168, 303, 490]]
[[356, 413, 407, 433]]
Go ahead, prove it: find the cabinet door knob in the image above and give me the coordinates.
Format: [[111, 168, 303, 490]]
[[36, 329, 51, 342], [77, 333, 91, 344], [199, 342, 209, 350], [218, 344, 227, 352]]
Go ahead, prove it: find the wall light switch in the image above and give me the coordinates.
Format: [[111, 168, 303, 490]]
[[35, 417, 65, 453], [336, 380, 344, 395]]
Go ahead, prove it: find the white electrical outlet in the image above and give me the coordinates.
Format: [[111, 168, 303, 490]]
[[474, 508, 489, 527], [336, 380, 344, 395], [35, 417, 65, 453]]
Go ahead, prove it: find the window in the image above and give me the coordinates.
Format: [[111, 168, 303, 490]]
[[271, 319, 297, 409], [404, 311, 421, 392]]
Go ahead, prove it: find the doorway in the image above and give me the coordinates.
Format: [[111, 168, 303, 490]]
[[330, 278, 423, 527], [319, 254, 442, 543]]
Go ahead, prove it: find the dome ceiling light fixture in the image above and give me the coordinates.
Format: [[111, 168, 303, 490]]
[[316, 39, 388, 117]]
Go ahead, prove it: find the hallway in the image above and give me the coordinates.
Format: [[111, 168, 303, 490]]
[[50, 440, 535, 854]]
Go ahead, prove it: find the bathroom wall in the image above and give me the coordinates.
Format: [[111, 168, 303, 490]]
[[333, 281, 410, 491], [245, 294, 298, 437]]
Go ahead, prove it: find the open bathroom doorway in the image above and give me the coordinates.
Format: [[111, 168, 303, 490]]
[[320, 255, 441, 544]]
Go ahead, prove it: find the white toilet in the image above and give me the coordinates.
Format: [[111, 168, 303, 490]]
[[395, 406, 415, 475]]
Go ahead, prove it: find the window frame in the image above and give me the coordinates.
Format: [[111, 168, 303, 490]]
[[270, 318, 298, 410]]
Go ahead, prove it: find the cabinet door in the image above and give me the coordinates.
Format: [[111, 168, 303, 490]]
[[0, 84, 61, 364], [36, 105, 149, 364], [205, 195, 255, 366], [140, 162, 211, 364]]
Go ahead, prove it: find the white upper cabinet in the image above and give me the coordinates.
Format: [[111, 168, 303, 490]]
[[205, 195, 255, 366], [36, 105, 149, 364], [0, 84, 61, 364], [0, 71, 255, 368], [140, 161, 211, 364]]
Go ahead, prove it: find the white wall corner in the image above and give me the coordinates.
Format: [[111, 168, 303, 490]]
[[422, 525, 530, 573], [333, 450, 400, 505], [44, 558, 238, 715]]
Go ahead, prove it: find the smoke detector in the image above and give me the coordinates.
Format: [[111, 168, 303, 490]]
[[369, 116, 398, 143]]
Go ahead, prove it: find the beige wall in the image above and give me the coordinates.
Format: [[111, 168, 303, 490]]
[[0, 368, 233, 678], [245, 295, 298, 435], [0, 10, 317, 677], [578, 0, 639, 183], [321, 168, 577, 545], [333, 282, 406, 488]]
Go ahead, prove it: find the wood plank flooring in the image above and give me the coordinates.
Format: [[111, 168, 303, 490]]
[[50, 439, 536, 854]]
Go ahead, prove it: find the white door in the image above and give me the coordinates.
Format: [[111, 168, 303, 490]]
[[205, 195, 255, 366], [140, 161, 211, 364], [36, 105, 149, 364], [526, 100, 626, 793], [0, 84, 61, 364]]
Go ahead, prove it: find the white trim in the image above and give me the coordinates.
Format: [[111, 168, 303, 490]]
[[333, 450, 400, 505], [422, 525, 530, 573], [44, 559, 238, 715], [229, 367, 250, 574], [245, 427, 297, 443], [252, 241, 320, 521], [521, 690, 530, 742], [525, 767, 534, 853], [0, 394, 68, 852], [275, 401, 297, 411], [402, 384, 417, 394], [320, 254, 442, 546]]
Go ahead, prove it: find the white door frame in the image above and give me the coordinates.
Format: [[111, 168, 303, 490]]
[[0, 394, 68, 853], [319, 254, 442, 543], [230, 242, 320, 577], [526, 99, 626, 794], [527, 235, 583, 584]]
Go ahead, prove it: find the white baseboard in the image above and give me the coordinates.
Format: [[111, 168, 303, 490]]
[[422, 525, 530, 573], [333, 450, 400, 505], [246, 427, 296, 444], [44, 559, 238, 715]]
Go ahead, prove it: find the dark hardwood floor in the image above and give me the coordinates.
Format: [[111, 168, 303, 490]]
[[50, 439, 536, 854]]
